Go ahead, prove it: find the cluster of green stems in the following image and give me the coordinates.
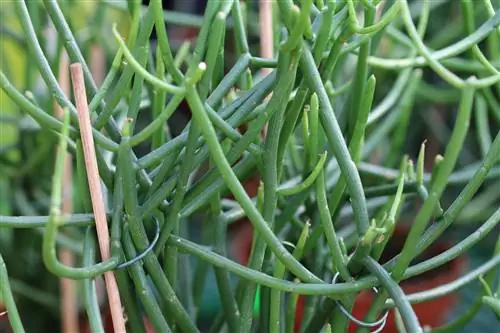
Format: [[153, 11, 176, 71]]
[[1, 0, 499, 333]]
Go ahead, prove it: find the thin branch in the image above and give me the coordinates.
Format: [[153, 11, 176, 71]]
[[70, 63, 126, 333]]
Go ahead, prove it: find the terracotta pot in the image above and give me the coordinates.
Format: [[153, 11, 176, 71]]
[[231, 224, 466, 333]]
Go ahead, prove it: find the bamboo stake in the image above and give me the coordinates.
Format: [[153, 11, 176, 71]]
[[259, 0, 273, 77], [70, 63, 126, 333], [90, 39, 108, 309], [90, 44, 106, 86], [259, 0, 273, 137], [55, 52, 79, 333]]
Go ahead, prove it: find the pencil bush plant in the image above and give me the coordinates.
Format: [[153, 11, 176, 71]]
[[0, 0, 499, 332]]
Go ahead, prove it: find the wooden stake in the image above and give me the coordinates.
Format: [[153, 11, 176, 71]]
[[259, 0, 273, 77], [55, 52, 79, 333], [70, 63, 126, 333], [259, 0, 273, 138], [90, 44, 106, 86]]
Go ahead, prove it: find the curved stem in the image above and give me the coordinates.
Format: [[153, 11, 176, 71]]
[[281, 0, 313, 51], [400, 0, 500, 88], [278, 152, 327, 196], [346, 0, 401, 34], [113, 25, 185, 94], [386, 254, 500, 308], [43, 109, 119, 279], [165, 232, 481, 296], [151, 0, 184, 84], [368, 10, 500, 71], [0, 254, 25, 333], [364, 257, 422, 333]]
